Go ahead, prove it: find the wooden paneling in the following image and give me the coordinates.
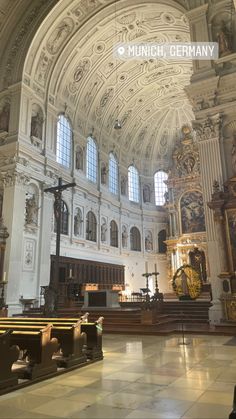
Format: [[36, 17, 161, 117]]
[[50, 256, 125, 306]]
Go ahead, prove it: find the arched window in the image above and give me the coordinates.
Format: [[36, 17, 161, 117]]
[[128, 165, 139, 203], [130, 226, 141, 251], [56, 115, 72, 168], [54, 200, 69, 235], [110, 220, 118, 247], [158, 229, 167, 253], [154, 171, 168, 205], [109, 153, 118, 195], [86, 211, 97, 242], [86, 137, 97, 183]]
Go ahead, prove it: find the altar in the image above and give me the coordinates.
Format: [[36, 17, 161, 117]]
[[83, 290, 120, 309]]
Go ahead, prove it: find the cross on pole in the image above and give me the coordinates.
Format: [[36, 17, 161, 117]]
[[44, 177, 76, 315]]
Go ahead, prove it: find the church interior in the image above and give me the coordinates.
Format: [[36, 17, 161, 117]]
[[1, 0, 236, 417]]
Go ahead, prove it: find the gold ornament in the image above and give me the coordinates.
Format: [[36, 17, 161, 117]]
[[172, 264, 202, 300]]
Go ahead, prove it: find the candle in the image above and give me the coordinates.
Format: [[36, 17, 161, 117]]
[[69, 268, 72, 278], [145, 262, 148, 274], [154, 263, 157, 273], [2, 272, 6, 282]]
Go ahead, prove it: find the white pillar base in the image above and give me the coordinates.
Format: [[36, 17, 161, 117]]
[[209, 299, 223, 324]]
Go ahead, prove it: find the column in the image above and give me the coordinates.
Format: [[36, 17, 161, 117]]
[[194, 114, 224, 323], [214, 215, 229, 274], [3, 171, 29, 315], [37, 185, 53, 294]]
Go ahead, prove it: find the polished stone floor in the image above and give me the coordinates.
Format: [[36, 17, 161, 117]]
[[0, 333, 235, 418]]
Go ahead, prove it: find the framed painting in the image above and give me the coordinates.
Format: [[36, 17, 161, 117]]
[[180, 190, 206, 234], [226, 209, 236, 271]]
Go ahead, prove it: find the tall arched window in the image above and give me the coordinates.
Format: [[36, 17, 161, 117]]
[[154, 171, 168, 205], [109, 153, 118, 195], [110, 220, 118, 247], [56, 115, 72, 168], [54, 200, 69, 235], [86, 211, 97, 242], [86, 137, 98, 183], [130, 226, 141, 251], [128, 165, 139, 203]]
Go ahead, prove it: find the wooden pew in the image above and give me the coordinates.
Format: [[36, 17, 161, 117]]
[[0, 316, 104, 361], [0, 330, 20, 389], [81, 317, 104, 360], [50, 322, 87, 368], [0, 319, 87, 368], [0, 323, 58, 379]]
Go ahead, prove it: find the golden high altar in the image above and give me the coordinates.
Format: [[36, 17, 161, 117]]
[[164, 125, 208, 291]]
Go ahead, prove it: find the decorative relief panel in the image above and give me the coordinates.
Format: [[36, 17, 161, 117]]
[[23, 238, 36, 271], [35, 51, 53, 87], [46, 18, 74, 55], [69, 58, 91, 94]]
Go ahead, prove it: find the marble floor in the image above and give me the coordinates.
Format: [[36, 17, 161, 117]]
[[0, 333, 235, 418]]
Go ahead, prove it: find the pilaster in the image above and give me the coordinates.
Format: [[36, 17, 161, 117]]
[[2, 170, 30, 315], [193, 114, 224, 323], [186, 4, 215, 81], [37, 186, 53, 292]]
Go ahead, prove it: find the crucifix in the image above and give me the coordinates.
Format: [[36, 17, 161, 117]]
[[44, 177, 76, 315]]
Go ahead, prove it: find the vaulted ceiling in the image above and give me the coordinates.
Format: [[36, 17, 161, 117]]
[[0, 0, 197, 174]]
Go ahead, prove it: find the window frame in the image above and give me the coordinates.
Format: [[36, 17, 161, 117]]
[[56, 114, 72, 169], [154, 170, 168, 206], [110, 220, 118, 248], [109, 152, 119, 195], [128, 165, 140, 203], [86, 210, 97, 242], [86, 136, 98, 183]]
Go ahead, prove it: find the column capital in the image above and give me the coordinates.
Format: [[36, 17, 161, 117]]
[[193, 113, 223, 142], [2, 169, 30, 188]]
